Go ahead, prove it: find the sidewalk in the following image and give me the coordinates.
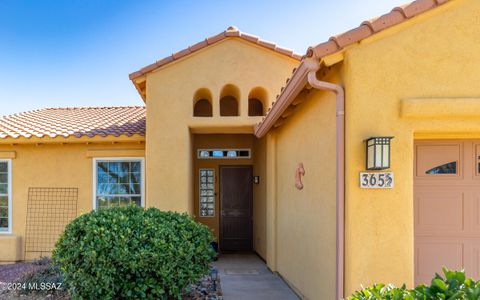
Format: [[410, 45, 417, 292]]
[[213, 254, 300, 300]]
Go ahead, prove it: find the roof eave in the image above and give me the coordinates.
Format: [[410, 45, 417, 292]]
[[131, 77, 147, 102], [254, 62, 310, 138], [306, 0, 449, 59], [0, 134, 146, 145], [255, 0, 451, 137], [128, 33, 302, 81], [128, 27, 302, 100]]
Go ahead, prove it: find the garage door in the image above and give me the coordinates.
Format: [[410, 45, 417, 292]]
[[414, 140, 480, 285]]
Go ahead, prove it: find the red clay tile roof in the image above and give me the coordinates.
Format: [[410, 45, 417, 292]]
[[0, 106, 146, 140], [129, 26, 302, 81], [306, 0, 448, 58], [255, 0, 449, 137]]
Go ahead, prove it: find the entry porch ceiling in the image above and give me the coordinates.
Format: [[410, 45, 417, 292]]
[[189, 124, 255, 135]]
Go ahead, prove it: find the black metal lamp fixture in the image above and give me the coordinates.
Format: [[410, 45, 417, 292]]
[[365, 136, 394, 170], [210, 268, 219, 291]]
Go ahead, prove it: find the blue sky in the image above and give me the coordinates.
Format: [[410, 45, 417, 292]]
[[0, 0, 406, 115]]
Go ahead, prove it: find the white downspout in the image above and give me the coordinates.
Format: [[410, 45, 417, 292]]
[[305, 58, 345, 300]]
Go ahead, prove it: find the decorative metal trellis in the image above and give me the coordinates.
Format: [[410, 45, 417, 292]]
[[25, 187, 78, 255]]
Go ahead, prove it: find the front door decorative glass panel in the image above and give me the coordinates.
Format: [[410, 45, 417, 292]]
[[95, 160, 143, 208], [199, 169, 215, 217], [0, 161, 10, 232], [197, 149, 251, 159]]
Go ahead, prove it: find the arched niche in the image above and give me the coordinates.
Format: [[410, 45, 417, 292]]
[[248, 87, 268, 116], [193, 88, 213, 117], [220, 84, 240, 116]]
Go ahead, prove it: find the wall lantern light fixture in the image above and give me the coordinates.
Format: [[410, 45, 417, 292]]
[[365, 136, 394, 170]]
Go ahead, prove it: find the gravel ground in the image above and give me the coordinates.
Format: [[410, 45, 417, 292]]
[[0, 290, 69, 300], [0, 262, 66, 300], [184, 271, 223, 300], [0, 263, 44, 285], [0, 262, 222, 300]]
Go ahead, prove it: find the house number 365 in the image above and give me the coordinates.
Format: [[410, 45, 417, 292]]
[[359, 172, 394, 189]]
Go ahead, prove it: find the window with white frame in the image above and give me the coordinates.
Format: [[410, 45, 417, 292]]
[[94, 158, 144, 208], [0, 160, 11, 232]]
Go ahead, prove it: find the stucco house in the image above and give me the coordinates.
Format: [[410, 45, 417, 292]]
[[0, 0, 478, 299]]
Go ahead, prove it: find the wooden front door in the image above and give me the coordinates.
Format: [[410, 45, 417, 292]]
[[220, 165, 253, 252]]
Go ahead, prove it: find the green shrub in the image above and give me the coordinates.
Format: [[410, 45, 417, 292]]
[[347, 268, 480, 300], [347, 284, 409, 300], [53, 205, 215, 300]]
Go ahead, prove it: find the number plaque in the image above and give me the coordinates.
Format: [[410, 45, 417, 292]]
[[360, 172, 394, 189]]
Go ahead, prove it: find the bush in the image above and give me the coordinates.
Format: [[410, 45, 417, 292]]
[[53, 206, 215, 300], [348, 284, 408, 300], [347, 268, 480, 300]]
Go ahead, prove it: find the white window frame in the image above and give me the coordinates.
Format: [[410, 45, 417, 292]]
[[0, 159, 12, 234], [92, 157, 145, 209]]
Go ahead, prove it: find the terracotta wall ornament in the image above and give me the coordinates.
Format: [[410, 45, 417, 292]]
[[295, 163, 305, 190]]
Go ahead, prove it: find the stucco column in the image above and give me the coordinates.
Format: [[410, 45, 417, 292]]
[[240, 88, 248, 117], [265, 132, 277, 271], [211, 91, 220, 117], [146, 125, 192, 213]]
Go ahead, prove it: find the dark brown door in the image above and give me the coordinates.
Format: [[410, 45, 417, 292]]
[[220, 165, 253, 252]]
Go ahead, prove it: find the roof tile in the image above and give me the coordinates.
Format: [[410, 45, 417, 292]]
[[257, 0, 450, 136], [129, 26, 302, 83], [402, 0, 437, 18], [206, 32, 225, 45], [172, 48, 191, 60], [365, 10, 406, 32], [307, 40, 340, 58], [140, 63, 159, 74], [241, 33, 260, 43], [156, 56, 175, 66], [308, 0, 448, 58], [0, 106, 146, 140], [257, 40, 277, 50], [224, 30, 241, 37], [274, 47, 294, 57], [331, 25, 373, 48], [189, 40, 208, 52]]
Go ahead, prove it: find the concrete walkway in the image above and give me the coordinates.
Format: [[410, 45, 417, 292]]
[[213, 254, 299, 300]]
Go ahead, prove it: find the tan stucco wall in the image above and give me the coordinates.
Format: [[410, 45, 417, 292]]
[[0, 142, 144, 261], [145, 38, 298, 216], [342, 0, 480, 294], [271, 69, 339, 299], [0, 235, 22, 261]]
